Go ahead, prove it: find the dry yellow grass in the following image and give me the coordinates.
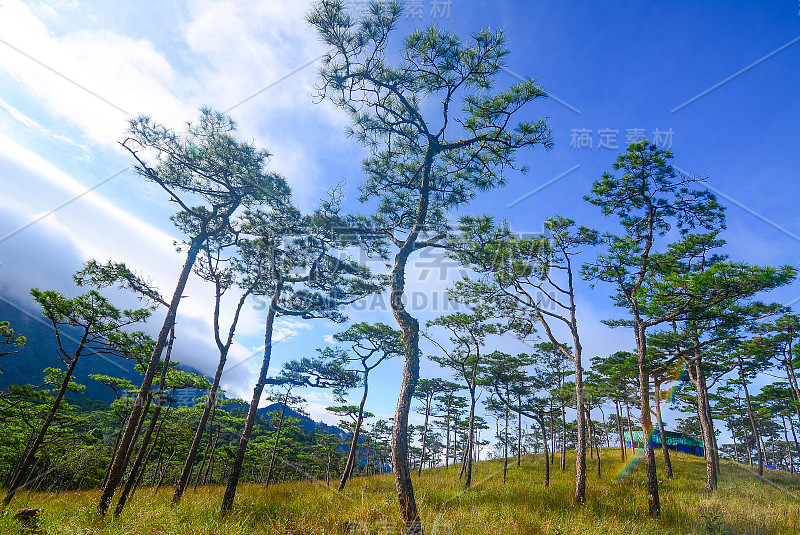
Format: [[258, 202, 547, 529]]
[[2, 451, 799, 534]]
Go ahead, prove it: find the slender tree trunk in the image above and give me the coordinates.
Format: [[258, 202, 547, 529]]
[[325, 452, 331, 487], [444, 408, 451, 469], [4, 346, 82, 506], [739, 356, 763, 477], [625, 401, 635, 452], [738, 393, 753, 467], [462, 387, 477, 488], [744, 425, 753, 467], [115, 331, 176, 516], [134, 402, 173, 491], [114, 394, 169, 515], [550, 400, 555, 466], [709, 402, 720, 474], [417, 401, 430, 477], [574, 358, 587, 504], [654, 383, 673, 478], [174, 284, 249, 504], [155, 449, 177, 489], [390, 278, 422, 531], [600, 407, 610, 449], [266, 395, 289, 487], [221, 288, 280, 515], [595, 422, 602, 478], [560, 402, 566, 472], [782, 416, 794, 473], [780, 359, 800, 465], [538, 414, 549, 488], [789, 416, 800, 469], [635, 323, 660, 518], [615, 401, 626, 460], [99, 235, 204, 515], [586, 408, 601, 477], [203, 428, 221, 486], [692, 366, 717, 492], [102, 413, 126, 489], [782, 353, 800, 433], [503, 389, 509, 484], [194, 408, 216, 491], [173, 353, 227, 504], [517, 396, 523, 468], [339, 376, 369, 490], [731, 426, 739, 463]]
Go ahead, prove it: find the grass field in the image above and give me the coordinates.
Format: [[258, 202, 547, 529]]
[[2, 451, 799, 534]]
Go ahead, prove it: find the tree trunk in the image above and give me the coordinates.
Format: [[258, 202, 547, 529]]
[[134, 401, 174, 491], [586, 408, 601, 477], [550, 400, 556, 466], [462, 387, 477, 488], [174, 283, 249, 504], [635, 323, 660, 518], [574, 358, 587, 504], [99, 235, 204, 515], [654, 383, 673, 478], [739, 355, 763, 477], [625, 401, 635, 452], [115, 331, 176, 516], [444, 406, 451, 469], [789, 416, 800, 470], [538, 414, 549, 488], [339, 376, 369, 490], [173, 352, 227, 504], [114, 394, 169, 515], [782, 348, 800, 433], [615, 401, 626, 460], [744, 425, 753, 466], [4, 344, 83, 506], [503, 389, 509, 484], [221, 288, 279, 514], [517, 397, 523, 468], [738, 393, 754, 467], [266, 395, 289, 487], [203, 428, 221, 485], [560, 402, 567, 472], [194, 407, 216, 491], [782, 416, 793, 473], [417, 399, 429, 477], [389, 246, 423, 534], [155, 449, 177, 489]]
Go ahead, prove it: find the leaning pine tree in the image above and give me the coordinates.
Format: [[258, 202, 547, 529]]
[[219, 196, 381, 514], [98, 108, 288, 515], [307, 1, 552, 530]]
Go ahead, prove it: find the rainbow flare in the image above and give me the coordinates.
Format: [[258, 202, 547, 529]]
[[613, 361, 688, 482]]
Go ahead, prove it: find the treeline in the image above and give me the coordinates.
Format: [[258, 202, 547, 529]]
[[0, 370, 395, 494], [1, 1, 798, 532]]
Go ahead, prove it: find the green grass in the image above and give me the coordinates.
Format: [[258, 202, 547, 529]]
[[2, 452, 800, 534]]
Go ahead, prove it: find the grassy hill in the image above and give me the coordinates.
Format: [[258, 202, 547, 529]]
[[2, 451, 799, 534]]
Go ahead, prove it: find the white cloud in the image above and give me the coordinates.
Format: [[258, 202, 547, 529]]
[[0, 96, 89, 151], [0, 0, 195, 148], [181, 0, 352, 209]]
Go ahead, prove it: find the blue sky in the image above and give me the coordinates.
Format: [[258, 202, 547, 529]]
[[0, 0, 798, 440]]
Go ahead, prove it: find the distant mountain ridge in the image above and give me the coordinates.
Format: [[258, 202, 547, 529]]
[[257, 402, 348, 439], [0, 298, 212, 404], [0, 299, 140, 402]]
